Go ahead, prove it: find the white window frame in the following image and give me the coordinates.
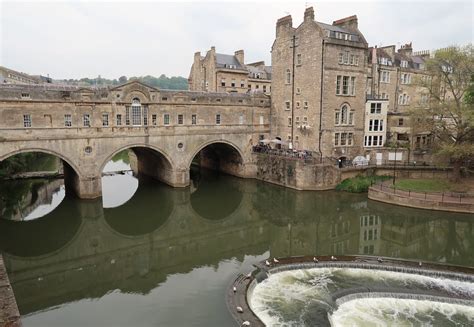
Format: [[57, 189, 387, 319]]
[[64, 114, 72, 127], [23, 114, 32, 128]]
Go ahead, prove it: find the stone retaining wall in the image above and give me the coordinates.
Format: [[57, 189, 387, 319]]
[[0, 255, 21, 326], [368, 185, 474, 214]]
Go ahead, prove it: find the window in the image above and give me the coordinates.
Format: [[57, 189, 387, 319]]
[[231, 79, 236, 87], [21, 93, 30, 99], [295, 116, 300, 125], [401, 60, 408, 68], [370, 102, 382, 114], [23, 114, 31, 127], [335, 112, 340, 125], [116, 114, 122, 126], [83, 114, 90, 127], [288, 117, 292, 126], [303, 116, 308, 125], [335, 133, 339, 146], [401, 73, 411, 84], [398, 118, 404, 126], [164, 114, 170, 125], [335, 132, 353, 146], [349, 112, 354, 125], [216, 114, 221, 125], [102, 113, 109, 126], [177, 114, 184, 125], [263, 85, 267, 92], [221, 79, 226, 87], [143, 106, 148, 126], [296, 101, 300, 109], [340, 133, 347, 146], [64, 114, 72, 127], [348, 133, 353, 146], [341, 105, 348, 124], [259, 115, 264, 125], [125, 107, 130, 125], [285, 101, 290, 110], [296, 87, 301, 95], [381, 71, 390, 83], [398, 93, 410, 105], [380, 57, 389, 65], [240, 80, 245, 88], [191, 114, 197, 125], [152, 114, 157, 126], [338, 53, 344, 64], [296, 54, 302, 65], [286, 69, 291, 84], [131, 98, 141, 126], [343, 51, 349, 64], [239, 114, 244, 125], [303, 101, 308, 110], [336, 75, 355, 95]]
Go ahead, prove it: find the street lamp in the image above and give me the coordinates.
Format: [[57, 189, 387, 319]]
[[392, 143, 398, 185]]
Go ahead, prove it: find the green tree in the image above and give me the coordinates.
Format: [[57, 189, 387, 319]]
[[412, 44, 474, 180]]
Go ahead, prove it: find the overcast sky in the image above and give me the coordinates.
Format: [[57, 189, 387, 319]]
[[0, 0, 472, 79]]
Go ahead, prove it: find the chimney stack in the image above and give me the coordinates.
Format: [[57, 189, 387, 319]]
[[234, 50, 244, 65], [304, 7, 314, 22]]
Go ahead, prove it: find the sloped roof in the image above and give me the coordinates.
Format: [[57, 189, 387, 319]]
[[316, 21, 349, 33], [215, 53, 244, 69]]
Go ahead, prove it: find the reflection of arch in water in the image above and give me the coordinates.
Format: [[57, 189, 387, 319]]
[[104, 179, 174, 237], [0, 197, 83, 258], [190, 170, 243, 221]]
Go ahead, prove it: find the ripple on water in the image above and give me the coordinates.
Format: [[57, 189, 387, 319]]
[[249, 267, 474, 326]]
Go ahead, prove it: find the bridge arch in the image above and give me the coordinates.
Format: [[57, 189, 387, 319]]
[[99, 143, 182, 194], [187, 139, 247, 179], [0, 147, 82, 178]]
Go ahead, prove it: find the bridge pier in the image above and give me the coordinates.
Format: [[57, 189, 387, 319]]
[[64, 164, 102, 199]]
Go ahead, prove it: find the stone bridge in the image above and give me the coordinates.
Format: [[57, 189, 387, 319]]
[[0, 81, 270, 198]]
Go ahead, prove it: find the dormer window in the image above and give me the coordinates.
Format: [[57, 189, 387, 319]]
[[380, 57, 389, 65], [401, 60, 409, 68]]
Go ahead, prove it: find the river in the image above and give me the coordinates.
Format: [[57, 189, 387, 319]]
[[0, 157, 473, 326]]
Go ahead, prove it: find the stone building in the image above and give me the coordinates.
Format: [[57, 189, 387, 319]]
[[367, 43, 433, 158], [270, 7, 368, 162], [188, 47, 271, 95], [0, 66, 52, 85]]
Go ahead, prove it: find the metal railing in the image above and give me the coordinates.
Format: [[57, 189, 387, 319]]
[[371, 181, 474, 204]]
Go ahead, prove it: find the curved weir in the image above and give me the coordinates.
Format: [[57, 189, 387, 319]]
[[232, 257, 474, 326]]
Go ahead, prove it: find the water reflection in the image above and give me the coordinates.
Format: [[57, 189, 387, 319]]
[[190, 168, 243, 220], [0, 179, 65, 221], [102, 151, 138, 208], [0, 173, 472, 326]]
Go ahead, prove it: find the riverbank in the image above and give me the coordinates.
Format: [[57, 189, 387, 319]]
[[368, 180, 474, 214], [0, 255, 21, 326]]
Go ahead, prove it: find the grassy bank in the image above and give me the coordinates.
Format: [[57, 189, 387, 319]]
[[393, 178, 472, 193], [336, 175, 391, 193]]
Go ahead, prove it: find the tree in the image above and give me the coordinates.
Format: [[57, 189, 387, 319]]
[[412, 44, 474, 180], [119, 76, 128, 84]]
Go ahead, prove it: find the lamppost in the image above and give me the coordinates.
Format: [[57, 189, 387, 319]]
[[392, 143, 398, 185]]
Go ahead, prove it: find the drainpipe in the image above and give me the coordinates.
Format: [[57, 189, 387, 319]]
[[290, 35, 296, 149], [318, 39, 325, 163]]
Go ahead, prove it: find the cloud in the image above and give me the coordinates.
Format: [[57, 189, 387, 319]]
[[1, 1, 472, 79]]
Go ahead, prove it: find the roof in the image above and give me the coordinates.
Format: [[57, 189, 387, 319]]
[[316, 21, 349, 33], [215, 53, 244, 69]]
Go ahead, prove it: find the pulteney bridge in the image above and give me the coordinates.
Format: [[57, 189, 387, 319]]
[[0, 81, 270, 198]]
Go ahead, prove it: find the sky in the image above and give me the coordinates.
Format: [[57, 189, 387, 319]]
[[0, 0, 472, 79]]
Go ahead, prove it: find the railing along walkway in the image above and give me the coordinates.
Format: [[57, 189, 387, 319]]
[[371, 181, 474, 205]]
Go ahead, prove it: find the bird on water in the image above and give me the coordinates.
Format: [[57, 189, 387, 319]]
[[313, 257, 319, 263], [331, 255, 337, 261], [241, 321, 251, 326], [237, 306, 244, 313], [273, 258, 279, 264]]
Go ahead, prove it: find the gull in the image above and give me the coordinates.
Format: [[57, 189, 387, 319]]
[[265, 260, 271, 266], [273, 258, 279, 264], [233, 286, 237, 293], [377, 257, 383, 263], [313, 257, 319, 263], [245, 272, 252, 279], [331, 255, 337, 261], [241, 321, 251, 326], [236, 306, 244, 313], [419, 262, 423, 267]]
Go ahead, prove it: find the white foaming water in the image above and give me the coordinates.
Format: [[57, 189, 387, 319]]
[[330, 298, 474, 326], [249, 267, 474, 326]]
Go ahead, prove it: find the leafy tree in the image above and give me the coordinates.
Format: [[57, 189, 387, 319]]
[[119, 75, 128, 84], [412, 44, 474, 180]]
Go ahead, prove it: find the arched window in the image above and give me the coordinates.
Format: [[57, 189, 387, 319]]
[[286, 69, 291, 84], [131, 98, 142, 126], [335, 104, 353, 125], [340, 105, 348, 124]]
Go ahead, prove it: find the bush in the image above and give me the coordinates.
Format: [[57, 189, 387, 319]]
[[336, 175, 391, 193]]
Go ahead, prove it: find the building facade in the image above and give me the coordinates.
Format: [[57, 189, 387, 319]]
[[270, 7, 368, 162], [188, 47, 271, 95]]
